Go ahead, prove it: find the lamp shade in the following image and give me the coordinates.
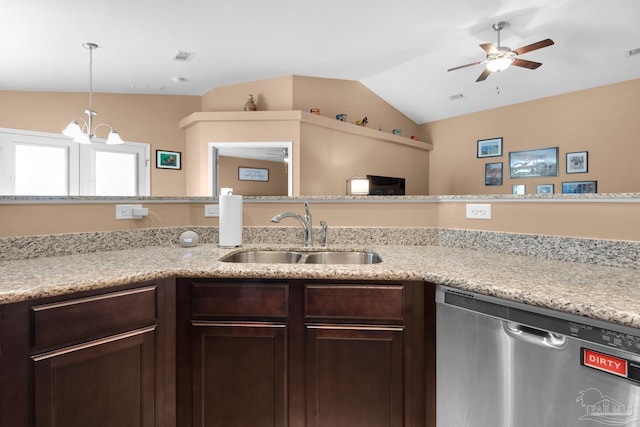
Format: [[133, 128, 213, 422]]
[[347, 176, 369, 195], [106, 129, 124, 145], [62, 120, 83, 139]]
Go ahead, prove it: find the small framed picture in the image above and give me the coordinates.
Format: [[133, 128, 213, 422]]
[[477, 137, 503, 158], [238, 167, 269, 181], [512, 184, 525, 195], [485, 162, 503, 186], [156, 150, 181, 169], [562, 181, 597, 194], [536, 184, 554, 194], [566, 151, 588, 173]]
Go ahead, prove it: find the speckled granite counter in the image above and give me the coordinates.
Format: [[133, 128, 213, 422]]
[[1, 243, 639, 329]]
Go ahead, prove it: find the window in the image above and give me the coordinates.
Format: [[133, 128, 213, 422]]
[[0, 128, 149, 196]]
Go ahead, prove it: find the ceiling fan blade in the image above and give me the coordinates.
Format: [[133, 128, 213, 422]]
[[479, 43, 498, 54], [447, 61, 482, 72], [476, 68, 491, 82], [512, 58, 543, 69], [513, 38, 554, 55]]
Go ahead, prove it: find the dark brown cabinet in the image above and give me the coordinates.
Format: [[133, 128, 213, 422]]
[[0, 280, 173, 427], [177, 280, 289, 427], [177, 279, 427, 427], [0, 275, 434, 427], [32, 326, 157, 427]]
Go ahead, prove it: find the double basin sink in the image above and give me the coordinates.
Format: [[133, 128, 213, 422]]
[[220, 249, 382, 265]]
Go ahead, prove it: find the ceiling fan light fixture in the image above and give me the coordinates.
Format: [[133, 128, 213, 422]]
[[486, 56, 514, 72]]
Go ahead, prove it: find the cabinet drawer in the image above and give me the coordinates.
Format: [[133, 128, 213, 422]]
[[305, 284, 404, 321], [192, 282, 288, 318], [31, 286, 157, 352]]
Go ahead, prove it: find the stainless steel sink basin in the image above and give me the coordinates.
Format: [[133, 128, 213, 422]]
[[220, 250, 302, 264], [220, 249, 382, 265], [303, 251, 382, 265]]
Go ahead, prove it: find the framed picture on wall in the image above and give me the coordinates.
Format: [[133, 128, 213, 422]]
[[536, 184, 554, 194], [512, 184, 525, 195], [509, 147, 558, 179], [238, 167, 269, 181], [562, 181, 597, 194], [156, 150, 181, 169], [566, 151, 588, 173], [477, 137, 503, 158], [484, 162, 503, 186]]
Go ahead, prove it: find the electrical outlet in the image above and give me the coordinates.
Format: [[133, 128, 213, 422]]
[[115, 204, 143, 220], [204, 204, 219, 217], [465, 203, 492, 219]]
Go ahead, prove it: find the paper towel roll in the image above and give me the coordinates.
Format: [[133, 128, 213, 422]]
[[219, 195, 243, 247]]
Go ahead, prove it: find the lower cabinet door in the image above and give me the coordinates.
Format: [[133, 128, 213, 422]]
[[32, 326, 156, 427], [305, 325, 404, 427], [192, 322, 287, 427]]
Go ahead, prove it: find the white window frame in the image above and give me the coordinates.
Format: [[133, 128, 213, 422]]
[[0, 128, 150, 196], [79, 139, 150, 196]]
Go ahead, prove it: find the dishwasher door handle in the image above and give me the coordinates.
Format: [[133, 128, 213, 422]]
[[503, 321, 568, 349]]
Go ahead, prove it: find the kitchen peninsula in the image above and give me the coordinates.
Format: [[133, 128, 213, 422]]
[[1, 224, 640, 427]]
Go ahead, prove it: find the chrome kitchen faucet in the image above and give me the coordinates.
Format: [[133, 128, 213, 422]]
[[271, 202, 313, 247]]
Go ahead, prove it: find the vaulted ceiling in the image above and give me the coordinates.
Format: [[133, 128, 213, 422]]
[[2, 0, 640, 123]]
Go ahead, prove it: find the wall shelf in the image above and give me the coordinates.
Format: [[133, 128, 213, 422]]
[[179, 110, 432, 152]]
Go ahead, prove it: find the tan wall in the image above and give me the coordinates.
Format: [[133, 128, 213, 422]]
[[184, 118, 301, 196], [0, 91, 201, 196], [201, 76, 294, 111], [220, 156, 288, 196], [299, 123, 429, 195], [423, 79, 640, 195], [2, 199, 639, 242], [291, 76, 420, 139]]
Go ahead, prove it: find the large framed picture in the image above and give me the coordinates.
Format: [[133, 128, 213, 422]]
[[238, 167, 269, 181], [477, 137, 503, 158], [484, 162, 503, 186], [566, 151, 588, 173], [156, 150, 181, 169], [562, 180, 597, 194], [509, 147, 558, 179]]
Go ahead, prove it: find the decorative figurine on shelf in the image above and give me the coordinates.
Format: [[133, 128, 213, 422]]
[[411, 135, 419, 141], [356, 116, 368, 127], [244, 94, 257, 111]]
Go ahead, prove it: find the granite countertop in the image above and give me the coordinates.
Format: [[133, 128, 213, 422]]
[[1, 243, 639, 329]]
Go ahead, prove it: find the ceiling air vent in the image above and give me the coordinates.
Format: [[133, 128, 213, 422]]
[[449, 93, 464, 101], [173, 50, 195, 62], [628, 47, 640, 57]]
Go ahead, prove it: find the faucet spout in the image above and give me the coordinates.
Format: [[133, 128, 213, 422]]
[[270, 202, 313, 246]]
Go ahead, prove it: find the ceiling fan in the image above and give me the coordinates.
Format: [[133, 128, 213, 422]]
[[448, 21, 554, 82]]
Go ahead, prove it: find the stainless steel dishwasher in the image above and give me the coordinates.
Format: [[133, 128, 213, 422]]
[[436, 285, 640, 427]]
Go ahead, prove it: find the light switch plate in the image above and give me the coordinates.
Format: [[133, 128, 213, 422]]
[[204, 204, 219, 217]]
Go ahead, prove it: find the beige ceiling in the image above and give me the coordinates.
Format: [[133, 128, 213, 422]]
[[2, 0, 639, 124]]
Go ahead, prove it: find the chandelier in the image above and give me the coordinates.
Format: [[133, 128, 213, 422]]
[[62, 43, 123, 144]]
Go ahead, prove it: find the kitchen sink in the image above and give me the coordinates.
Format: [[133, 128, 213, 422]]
[[219, 250, 303, 264], [219, 249, 382, 265], [303, 251, 382, 265]]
